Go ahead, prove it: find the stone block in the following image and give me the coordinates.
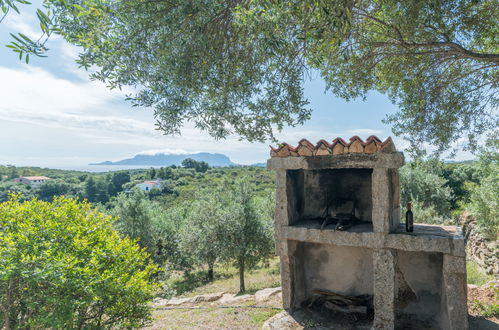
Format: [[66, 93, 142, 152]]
[[442, 262, 468, 330], [372, 168, 391, 233], [255, 287, 282, 302], [373, 249, 396, 330], [443, 255, 466, 274], [281, 226, 383, 248], [267, 153, 404, 170]]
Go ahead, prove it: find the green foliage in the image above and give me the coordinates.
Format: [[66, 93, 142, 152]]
[[36, 179, 73, 201], [467, 260, 495, 286], [0, 195, 158, 329], [466, 163, 499, 239], [400, 162, 453, 221], [0, 181, 34, 202], [4, 1, 497, 150], [109, 170, 131, 195], [217, 179, 275, 292], [182, 158, 210, 173], [179, 192, 226, 280], [472, 300, 499, 318], [111, 189, 157, 254]]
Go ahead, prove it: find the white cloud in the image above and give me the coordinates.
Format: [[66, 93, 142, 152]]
[[0, 109, 159, 137], [2, 12, 40, 39], [136, 148, 194, 156], [343, 128, 384, 137], [0, 66, 127, 116]]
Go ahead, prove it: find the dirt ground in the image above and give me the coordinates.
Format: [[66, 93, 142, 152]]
[[145, 295, 283, 329], [145, 284, 498, 329], [468, 283, 499, 330]]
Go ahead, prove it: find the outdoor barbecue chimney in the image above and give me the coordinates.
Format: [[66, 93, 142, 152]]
[[268, 136, 468, 330]]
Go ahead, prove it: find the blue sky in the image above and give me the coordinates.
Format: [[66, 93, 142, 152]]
[[0, 5, 473, 167]]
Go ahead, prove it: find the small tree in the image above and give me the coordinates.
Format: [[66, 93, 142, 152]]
[[84, 176, 98, 203], [111, 189, 156, 254], [36, 179, 72, 201], [179, 194, 226, 281], [219, 180, 274, 292], [109, 171, 131, 195], [0, 195, 157, 329], [182, 158, 209, 173]]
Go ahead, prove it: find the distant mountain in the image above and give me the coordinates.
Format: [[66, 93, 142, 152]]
[[90, 152, 237, 167], [251, 162, 267, 167]]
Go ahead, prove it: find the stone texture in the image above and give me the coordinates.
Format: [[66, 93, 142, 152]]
[[442, 254, 469, 330], [281, 226, 383, 248], [373, 249, 396, 330], [255, 287, 282, 302], [301, 243, 374, 296], [278, 240, 299, 310], [163, 297, 194, 306], [191, 292, 224, 303], [462, 213, 499, 275], [372, 168, 392, 233], [217, 293, 253, 304], [267, 152, 405, 170], [262, 311, 304, 330], [443, 255, 466, 274], [269, 146, 467, 330]]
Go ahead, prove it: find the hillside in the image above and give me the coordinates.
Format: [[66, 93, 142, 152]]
[[91, 152, 237, 167]]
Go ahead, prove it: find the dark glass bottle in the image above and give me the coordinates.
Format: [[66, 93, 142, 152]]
[[406, 202, 414, 232]]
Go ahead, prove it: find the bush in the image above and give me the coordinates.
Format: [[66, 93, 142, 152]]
[[400, 162, 453, 222], [408, 200, 451, 225], [466, 165, 499, 240], [0, 195, 158, 329]]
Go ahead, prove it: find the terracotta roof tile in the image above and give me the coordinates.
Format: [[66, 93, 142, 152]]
[[270, 136, 396, 157]]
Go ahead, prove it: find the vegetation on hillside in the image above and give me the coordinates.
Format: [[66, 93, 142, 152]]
[[0, 155, 497, 325]]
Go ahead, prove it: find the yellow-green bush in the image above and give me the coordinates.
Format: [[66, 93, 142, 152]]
[[0, 195, 158, 329]]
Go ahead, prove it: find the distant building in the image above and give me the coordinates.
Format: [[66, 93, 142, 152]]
[[136, 180, 162, 192], [14, 176, 51, 188]]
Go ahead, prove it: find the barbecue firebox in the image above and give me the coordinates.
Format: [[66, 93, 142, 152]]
[[268, 136, 468, 330]]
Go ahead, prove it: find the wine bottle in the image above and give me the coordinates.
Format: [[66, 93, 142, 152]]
[[406, 202, 414, 232]]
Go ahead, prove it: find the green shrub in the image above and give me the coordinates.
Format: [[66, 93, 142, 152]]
[[472, 300, 499, 318], [466, 165, 499, 240], [0, 195, 158, 329], [400, 163, 453, 222], [467, 260, 494, 286]]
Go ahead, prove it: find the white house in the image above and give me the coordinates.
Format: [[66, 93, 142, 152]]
[[14, 176, 51, 188], [136, 180, 162, 192]]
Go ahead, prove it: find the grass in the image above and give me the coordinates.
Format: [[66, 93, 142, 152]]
[[472, 300, 499, 318], [147, 258, 283, 329], [249, 309, 282, 325], [165, 257, 281, 297], [467, 260, 495, 286]]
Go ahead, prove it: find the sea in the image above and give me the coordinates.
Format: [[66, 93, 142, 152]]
[[27, 165, 165, 173]]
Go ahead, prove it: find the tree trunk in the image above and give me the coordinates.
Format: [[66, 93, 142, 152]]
[[207, 263, 214, 282], [238, 258, 245, 293]]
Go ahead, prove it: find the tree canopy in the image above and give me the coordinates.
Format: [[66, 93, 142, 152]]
[[2, 0, 498, 152]]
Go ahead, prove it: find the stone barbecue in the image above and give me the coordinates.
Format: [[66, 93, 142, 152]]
[[268, 136, 468, 330]]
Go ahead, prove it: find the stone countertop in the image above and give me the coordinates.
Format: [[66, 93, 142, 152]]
[[279, 223, 465, 256], [267, 152, 405, 170], [392, 223, 463, 239]]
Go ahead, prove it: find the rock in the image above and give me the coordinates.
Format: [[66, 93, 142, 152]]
[[151, 297, 169, 306], [192, 292, 224, 303], [255, 287, 282, 302], [262, 311, 303, 330], [164, 297, 193, 306], [217, 293, 253, 304]]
